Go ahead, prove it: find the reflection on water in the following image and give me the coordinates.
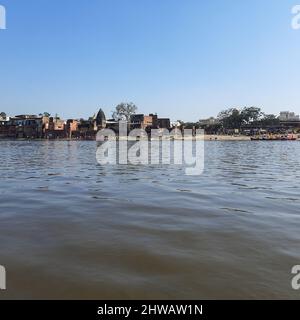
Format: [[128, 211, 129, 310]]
[[0, 140, 300, 299]]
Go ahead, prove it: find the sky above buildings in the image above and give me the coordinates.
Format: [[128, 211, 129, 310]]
[[0, 0, 300, 121]]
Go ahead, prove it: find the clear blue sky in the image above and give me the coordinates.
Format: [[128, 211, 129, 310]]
[[0, 0, 300, 121]]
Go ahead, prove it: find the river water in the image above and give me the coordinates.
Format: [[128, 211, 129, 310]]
[[0, 140, 299, 299]]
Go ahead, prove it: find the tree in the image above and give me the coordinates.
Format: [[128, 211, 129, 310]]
[[205, 123, 222, 134], [217, 107, 264, 129], [112, 102, 137, 121], [181, 122, 200, 129], [240, 107, 263, 124], [0, 112, 6, 119], [39, 112, 51, 117], [218, 108, 243, 129], [260, 114, 280, 126]]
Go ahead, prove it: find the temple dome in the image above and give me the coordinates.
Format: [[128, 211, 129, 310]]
[[96, 108, 106, 127]]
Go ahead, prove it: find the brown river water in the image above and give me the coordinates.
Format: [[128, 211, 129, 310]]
[[0, 140, 299, 299]]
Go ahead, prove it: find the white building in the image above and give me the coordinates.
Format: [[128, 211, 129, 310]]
[[199, 117, 219, 126], [279, 111, 300, 122]]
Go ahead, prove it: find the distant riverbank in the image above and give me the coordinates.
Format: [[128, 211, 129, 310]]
[[0, 134, 299, 141], [204, 135, 250, 141]]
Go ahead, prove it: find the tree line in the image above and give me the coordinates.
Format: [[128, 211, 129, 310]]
[[217, 107, 280, 129], [179, 107, 281, 131]]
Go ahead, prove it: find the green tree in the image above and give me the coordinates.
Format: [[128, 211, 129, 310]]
[[218, 108, 243, 129], [39, 112, 51, 117], [240, 107, 263, 124], [218, 107, 264, 129], [181, 122, 201, 129], [112, 102, 137, 121], [259, 114, 280, 126]]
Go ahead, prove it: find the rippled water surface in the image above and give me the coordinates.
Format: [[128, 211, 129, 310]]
[[0, 140, 300, 299]]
